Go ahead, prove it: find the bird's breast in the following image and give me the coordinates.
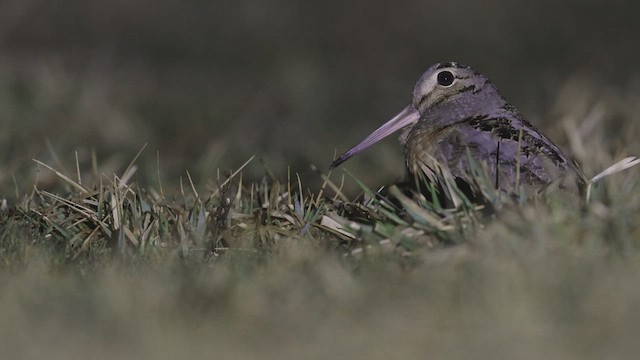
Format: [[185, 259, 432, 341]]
[[403, 125, 458, 180]]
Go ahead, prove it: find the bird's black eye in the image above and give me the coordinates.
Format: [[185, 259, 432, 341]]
[[437, 71, 455, 86]]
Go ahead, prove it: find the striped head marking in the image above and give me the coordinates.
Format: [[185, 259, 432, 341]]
[[412, 62, 496, 115]]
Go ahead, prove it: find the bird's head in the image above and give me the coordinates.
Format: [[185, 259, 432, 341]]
[[330, 62, 502, 169], [412, 62, 502, 119]]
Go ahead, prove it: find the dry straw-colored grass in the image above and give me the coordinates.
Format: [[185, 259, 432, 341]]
[[1, 76, 640, 360]]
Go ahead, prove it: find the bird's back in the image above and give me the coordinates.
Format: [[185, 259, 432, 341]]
[[404, 111, 584, 193]]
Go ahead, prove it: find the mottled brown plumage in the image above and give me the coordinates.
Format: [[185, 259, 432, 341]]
[[331, 62, 585, 195]]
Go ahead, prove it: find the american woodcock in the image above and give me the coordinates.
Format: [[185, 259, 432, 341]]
[[331, 62, 585, 195]]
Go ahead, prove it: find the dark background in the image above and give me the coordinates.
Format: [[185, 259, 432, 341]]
[[1, 0, 639, 194]]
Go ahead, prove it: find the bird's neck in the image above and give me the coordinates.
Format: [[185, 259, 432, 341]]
[[423, 86, 508, 127]]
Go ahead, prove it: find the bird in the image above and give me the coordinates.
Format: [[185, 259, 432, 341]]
[[330, 62, 585, 198]]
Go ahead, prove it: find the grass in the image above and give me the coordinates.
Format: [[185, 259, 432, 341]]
[[2, 75, 640, 359], [1, 2, 639, 357]]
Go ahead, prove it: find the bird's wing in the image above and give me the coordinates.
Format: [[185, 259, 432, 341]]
[[433, 119, 572, 188]]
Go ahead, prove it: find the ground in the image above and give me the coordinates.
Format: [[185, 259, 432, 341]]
[[1, 1, 640, 358]]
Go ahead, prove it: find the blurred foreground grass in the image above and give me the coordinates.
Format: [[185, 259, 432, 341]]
[[2, 238, 640, 359], [2, 74, 640, 359], [1, 1, 640, 357]]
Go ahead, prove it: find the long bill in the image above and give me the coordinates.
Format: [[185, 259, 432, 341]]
[[330, 104, 420, 169]]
